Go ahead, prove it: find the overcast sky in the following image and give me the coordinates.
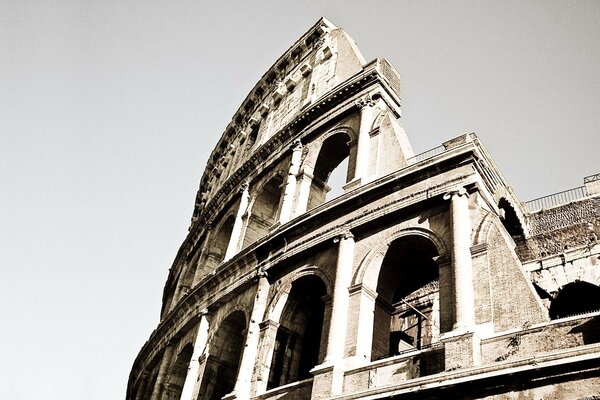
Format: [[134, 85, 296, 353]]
[[1, 1, 599, 399]]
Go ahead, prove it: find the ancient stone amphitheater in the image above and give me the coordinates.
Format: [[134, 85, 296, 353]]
[[128, 18, 600, 400]]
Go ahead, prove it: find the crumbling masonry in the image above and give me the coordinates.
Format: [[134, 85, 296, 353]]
[[128, 18, 600, 400]]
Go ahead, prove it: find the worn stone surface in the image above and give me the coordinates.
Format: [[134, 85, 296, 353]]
[[128, 18, 600, 400]]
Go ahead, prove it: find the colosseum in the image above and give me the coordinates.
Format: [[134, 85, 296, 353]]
[[127, 18, 600, 399]]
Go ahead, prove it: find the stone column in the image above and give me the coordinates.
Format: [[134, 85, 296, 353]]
[[443, 188, 475, 331], [192, 226, 213, 285], [133, 372, 149, 400], [232, 269, 270, 399], [353, 96, 376, 182], [252, 319, 279, 394], [224, 182, 250, 261], [180, 311, 210, 400], [312, 231, 355, 399], [324, 231, 354, 363], [150, 344, 174, 400], [279, 140, 303, 224], [293, 165, 314, 218], [347, 284, 377, 366]]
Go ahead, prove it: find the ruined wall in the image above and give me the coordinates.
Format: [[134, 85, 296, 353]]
[[518, 197, 600, 261]]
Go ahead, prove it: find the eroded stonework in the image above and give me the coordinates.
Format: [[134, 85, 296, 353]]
[[128, 18, 600, 400]]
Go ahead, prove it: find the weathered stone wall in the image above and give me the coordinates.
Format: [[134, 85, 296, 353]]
[[518, 197, 600, 261], [486, 225, 548, 331], [481, 314, 600, 364]]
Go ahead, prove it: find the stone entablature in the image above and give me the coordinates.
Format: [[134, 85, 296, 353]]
[[131, 135, 542, 389], [128, 18, 600, 400]]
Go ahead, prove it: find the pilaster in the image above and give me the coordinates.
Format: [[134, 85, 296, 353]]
[[352, 95, 376, 184], [444, 188, 476, 332], [230, 269, 270, 400], [279, 140, 303, 224], [180, 310, 209, 400], [224, 182, 250, 261], [150, 344, 174, 400]]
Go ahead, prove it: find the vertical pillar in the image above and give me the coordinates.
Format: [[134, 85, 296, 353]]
[[133, 372, 149, 400], [353, 96, 376, 182], [279, 140, 303, 224], [150, 344, 174, 400], [224, 182, 250, 261], [294, 166, 314, 218], [443, 188, 475, 331], [312, 231, 355, 399], [193, 226, 213, 286], [347, 284, 377, 366], [180, 311, 210, 400], [232, 269, 270, 399], [324, 231, 354, 363], [252, 320, 279, 394]]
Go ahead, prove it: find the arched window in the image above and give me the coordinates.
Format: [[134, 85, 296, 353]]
[[268, 276, 327, 388], [308, 132, 352, 210], [243, 174, 284, 248], [204, 214, 236, 272], [498, 198, 525, 239], [372, 236, 440, 360], [549, 281, 600, 319], [163, 343, 194, 399], [198, 311, 246, 400]]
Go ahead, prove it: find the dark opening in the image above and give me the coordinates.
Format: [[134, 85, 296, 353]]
[[308, 133, 352, 210], [372, 236, 440, 360], [498, 198, 525, 239], [205, 214, 235, 271], [198, 311, 246, 400], [549, 281, 600, 319], [268, 276, 327, 389], [243, 174, 284, 248], [163, 343, 194, 399]]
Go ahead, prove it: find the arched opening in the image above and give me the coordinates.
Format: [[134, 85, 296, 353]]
[[243, 174, 284, 248], [372, 235, 440, 360], [198, 311, 246, 400], [498, 198, 525, 239], [308, 132, 352, 210], [205, 214, 235, 272], [163, 343, 194, 399], [549, 281, 600, 319], [268, 275, 327, 389]]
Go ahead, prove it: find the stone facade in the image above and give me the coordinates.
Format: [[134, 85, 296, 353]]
[[128, 18, 600, 400]]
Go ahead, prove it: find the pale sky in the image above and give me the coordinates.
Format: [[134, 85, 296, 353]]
[[1, 1, 599, 399]]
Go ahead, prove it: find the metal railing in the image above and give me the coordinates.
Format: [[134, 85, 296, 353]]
[[584, 173, 600, 184], [407, 145, 446, 164], [525, 186, 588, 212]]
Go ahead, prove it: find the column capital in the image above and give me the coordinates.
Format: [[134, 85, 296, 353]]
[[240, 181, 250, 193], [255, 266, 269, 280], [355, 95, 376, 109], [333, 229, 354, 243], [443, 187, 468, 200], [291, 139, 303, 152], [196, 308, 209, 317]]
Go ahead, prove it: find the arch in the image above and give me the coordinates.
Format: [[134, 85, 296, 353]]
[[242, 171, 285, 248], [163, 342, 194, 399], [266, 266, 334, 323], [307, 131, 352, 209], [549, 281, 600, 320], [368, 234, 442, 360], [353, 227, 448, 290], [266, 274, 328, 389], [197, 310, 247, 400], [498, 197, 525, 239], [204, 212, 236, 272]]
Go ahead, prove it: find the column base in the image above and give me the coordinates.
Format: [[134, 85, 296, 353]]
[[310, 362, 344, 400], [441, 330, 481, 371]]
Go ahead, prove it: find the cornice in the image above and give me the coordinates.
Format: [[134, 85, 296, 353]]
[[131, 139, 490, 380]]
